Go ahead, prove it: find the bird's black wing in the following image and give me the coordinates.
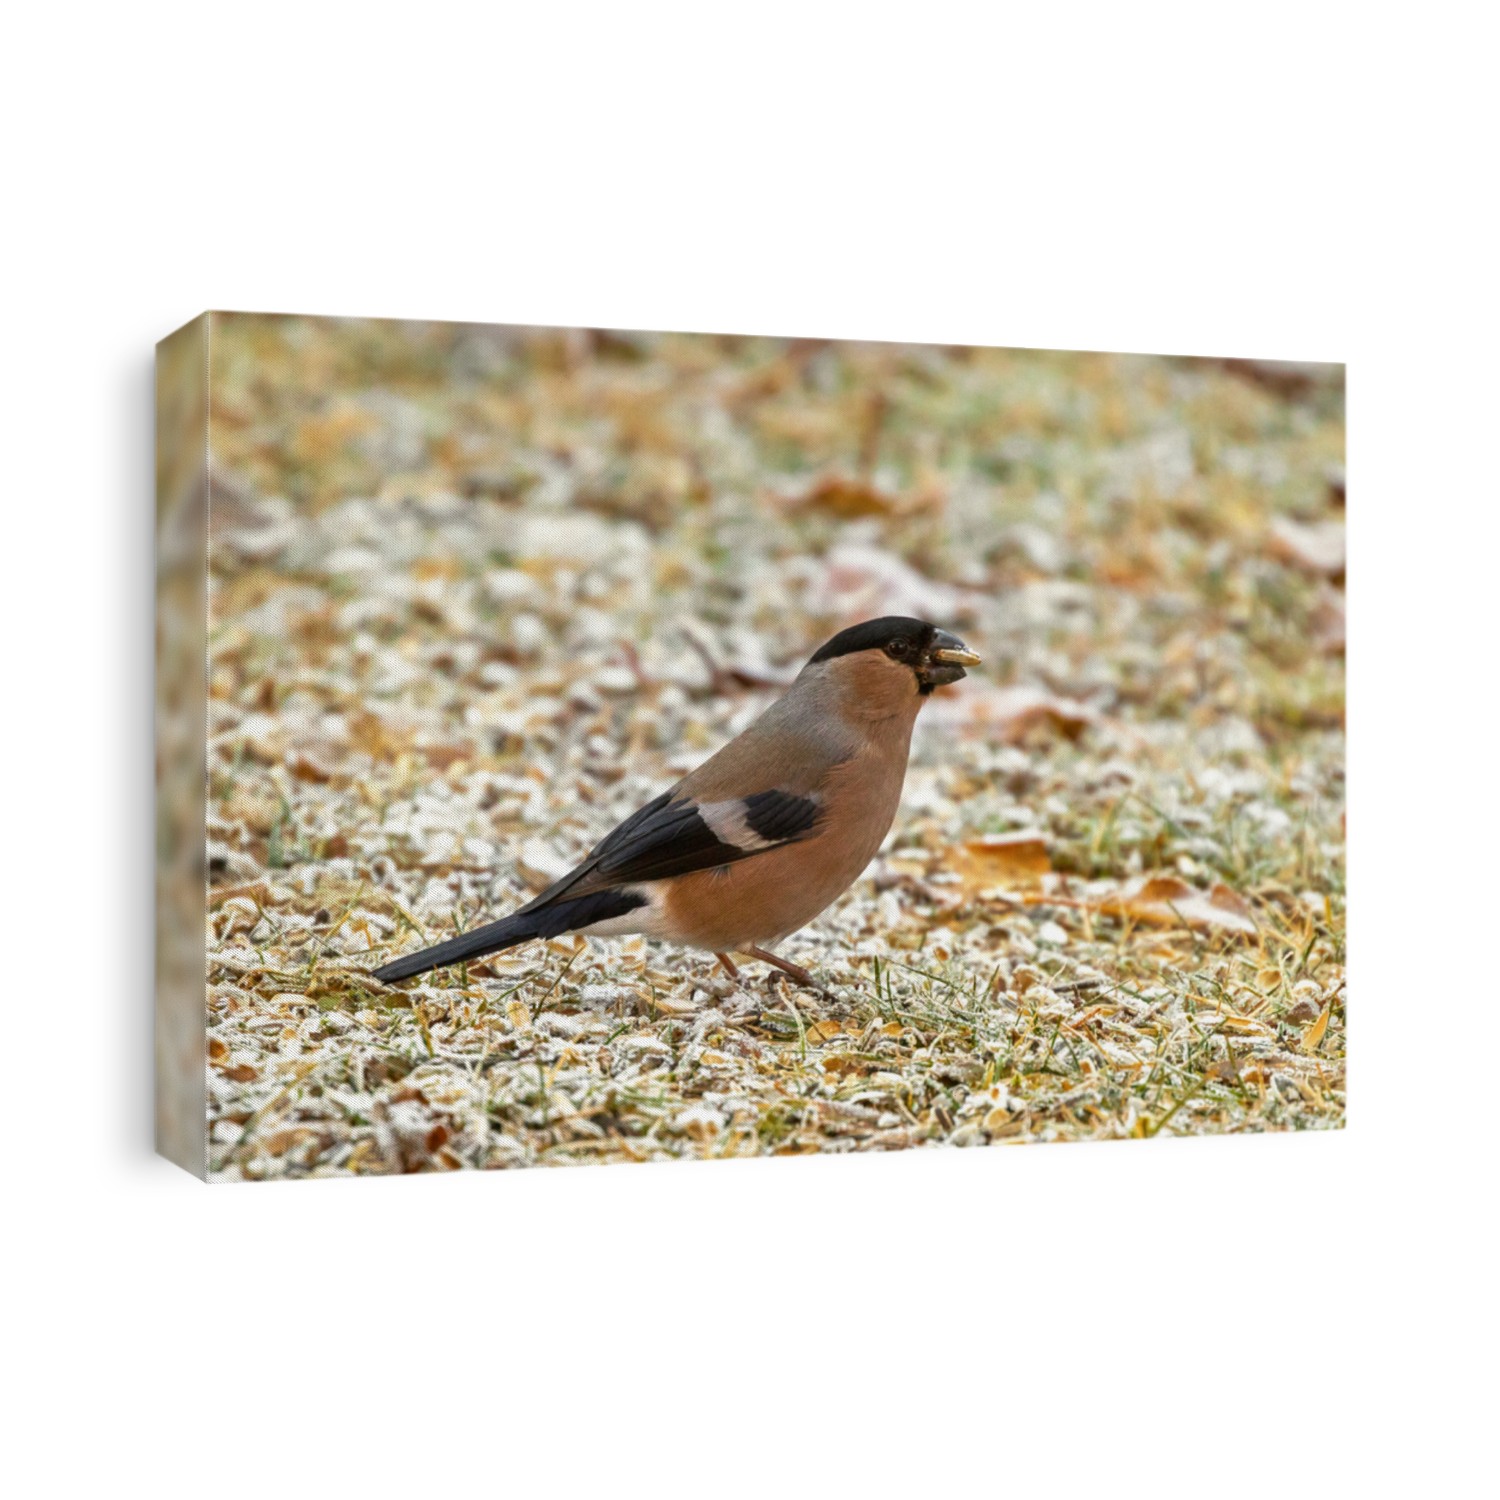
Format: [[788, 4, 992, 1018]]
[[372, 789, 823, 984], [520, 788, 823, 909]]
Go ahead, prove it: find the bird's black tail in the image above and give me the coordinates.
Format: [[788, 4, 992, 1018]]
[[370, 888, 648, 985], [370, 912, 540, 984]]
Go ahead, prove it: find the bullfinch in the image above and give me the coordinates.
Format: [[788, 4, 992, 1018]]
[[372, 616, 980, 990]]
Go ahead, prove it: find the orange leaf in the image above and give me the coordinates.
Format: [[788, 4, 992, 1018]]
[[1093, 876, 1257, 936], [793, 474, 901, 518], [821, 1054, 874, 1079], [951, 832, 1053, 891], [208, 881, 271, 909], [1304, 1001, 1332, 1051]]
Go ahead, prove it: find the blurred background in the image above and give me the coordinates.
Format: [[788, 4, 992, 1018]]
[[200, 315, 1345, 1176]]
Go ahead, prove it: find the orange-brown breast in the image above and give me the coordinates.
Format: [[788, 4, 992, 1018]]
[[662, 710, 917, 952]]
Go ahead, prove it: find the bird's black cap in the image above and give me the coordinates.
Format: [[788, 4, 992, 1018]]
[[807, 616, 935, 664], [807, 616, 981, 689]]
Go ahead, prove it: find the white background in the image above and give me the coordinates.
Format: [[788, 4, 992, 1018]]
[[5, 3, 1494, 1494]]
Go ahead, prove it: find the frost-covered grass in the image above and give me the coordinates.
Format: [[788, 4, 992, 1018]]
[[202, 318, 1344, 1179]]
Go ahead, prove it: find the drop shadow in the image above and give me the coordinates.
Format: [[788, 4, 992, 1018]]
[[116, 352, 159, 1161]]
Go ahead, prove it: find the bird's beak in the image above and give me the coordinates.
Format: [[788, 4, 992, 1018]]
[[923, 629, 981, 686], [931, 633, 982, 668]]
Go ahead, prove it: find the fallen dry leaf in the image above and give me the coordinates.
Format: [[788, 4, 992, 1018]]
[[287, 749, 337, 783], [208, 881, 272, 909], [790, 473, 903, 519], [821, 1054, 875, 1079], [1304, 1001, 1333, 1051], [1219, 358, 1327, 399], [1216, 1014, 1268, 1035], [1092, 876, 1257, 936], [1311, 586, 1346, 655], [929, 683, 1096, 743], [950, 832, 1053, 891], [814, 541, 963, 621], [264, 1128, 321, 1157], [1269, 517, 1346, 579]]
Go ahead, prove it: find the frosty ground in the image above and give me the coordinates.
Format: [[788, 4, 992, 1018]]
[[202, 320, 1345, 1179]]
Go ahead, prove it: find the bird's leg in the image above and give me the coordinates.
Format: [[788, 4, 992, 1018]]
[[714, 951, 741, 980], [745, 945, 822, 992]]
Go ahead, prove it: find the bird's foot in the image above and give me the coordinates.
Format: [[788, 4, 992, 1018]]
[[745, 945, 831, 999]]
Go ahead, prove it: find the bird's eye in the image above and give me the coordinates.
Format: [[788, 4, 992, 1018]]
[[886, 640, 911, 660]]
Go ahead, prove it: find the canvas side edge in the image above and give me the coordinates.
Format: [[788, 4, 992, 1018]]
[[154, 313, 210, 1179]]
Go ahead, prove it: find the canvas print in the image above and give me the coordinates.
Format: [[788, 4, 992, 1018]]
[[155, 314, 1345, 1181]]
